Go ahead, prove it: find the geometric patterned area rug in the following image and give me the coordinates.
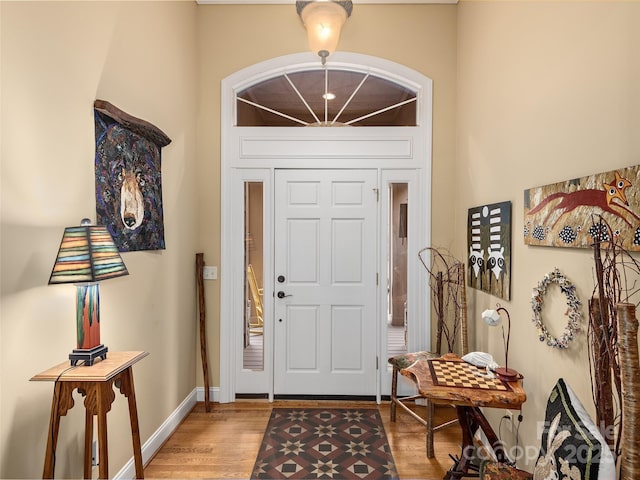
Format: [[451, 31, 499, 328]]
[[251, 408, 399, 479]]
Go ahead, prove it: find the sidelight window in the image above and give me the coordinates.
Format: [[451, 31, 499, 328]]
[[388, 183, 408, 357], [243, 182, 264, 371]]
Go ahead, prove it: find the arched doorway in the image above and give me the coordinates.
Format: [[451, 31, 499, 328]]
[[219, 52, 432, 403]]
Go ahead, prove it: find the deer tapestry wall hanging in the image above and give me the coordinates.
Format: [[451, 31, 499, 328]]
[[94, 100, 171, 252], [524, 164, 640, 251]]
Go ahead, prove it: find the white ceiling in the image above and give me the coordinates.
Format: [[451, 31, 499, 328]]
[[197, 1, 458, 4]]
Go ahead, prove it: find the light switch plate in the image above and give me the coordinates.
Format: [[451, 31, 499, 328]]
[[203, 266, 217, 280]]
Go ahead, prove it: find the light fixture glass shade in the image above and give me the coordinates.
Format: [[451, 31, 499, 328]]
[[49, 222, 128, 285], [482, 309, 502, 327], [298, 1, 351, 63]]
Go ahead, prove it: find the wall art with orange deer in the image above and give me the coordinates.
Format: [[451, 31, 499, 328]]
[[524, 165, 640, 251], [93, 100, 171, 252]]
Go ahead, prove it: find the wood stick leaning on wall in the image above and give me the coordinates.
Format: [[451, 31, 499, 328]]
[[196, 253, 211, 412]]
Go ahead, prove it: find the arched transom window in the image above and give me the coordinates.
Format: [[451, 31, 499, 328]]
[[236, 68, 417, 127]]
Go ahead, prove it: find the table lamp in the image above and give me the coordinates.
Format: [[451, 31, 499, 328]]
[[49, 218, 128, 366], [481, 305, 519, 381]]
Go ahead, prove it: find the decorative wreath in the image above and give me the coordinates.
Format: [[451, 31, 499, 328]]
[[531, 268, 582, 349]]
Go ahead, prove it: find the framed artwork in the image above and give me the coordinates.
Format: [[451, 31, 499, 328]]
[[94, 100, 171, 252], [467, 201, 512, 300], [524, 165, 640, 251]]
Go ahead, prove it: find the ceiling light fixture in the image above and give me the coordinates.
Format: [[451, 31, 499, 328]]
[[296, 0, 352, 65]]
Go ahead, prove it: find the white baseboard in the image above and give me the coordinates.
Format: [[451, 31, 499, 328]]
[[196, 386, 220, 403]]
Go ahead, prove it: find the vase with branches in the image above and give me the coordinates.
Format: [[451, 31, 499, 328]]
[[588, 215, 640, 471]]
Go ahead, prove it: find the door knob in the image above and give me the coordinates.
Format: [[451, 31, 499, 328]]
[[277, 291, 291, 299]]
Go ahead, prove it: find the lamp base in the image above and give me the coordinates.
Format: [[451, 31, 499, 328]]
[[495, 367, 520, 382], [69, 344, 108, 366]]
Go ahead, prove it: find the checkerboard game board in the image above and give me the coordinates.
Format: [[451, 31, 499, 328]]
[[428, 359, 511, 391]]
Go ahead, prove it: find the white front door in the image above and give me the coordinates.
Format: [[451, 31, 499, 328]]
[[273, 169, 378, 396]]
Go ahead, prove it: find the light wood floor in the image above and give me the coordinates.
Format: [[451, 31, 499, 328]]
[[144, 400, 465, 479]]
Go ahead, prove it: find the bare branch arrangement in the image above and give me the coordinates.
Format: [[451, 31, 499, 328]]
[[588, 214, 640, 470], [418, 247, 467, 356]]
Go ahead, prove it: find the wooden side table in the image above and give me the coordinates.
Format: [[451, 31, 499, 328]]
[[31, 351, 149, 479], [401, 353, 527, 480]]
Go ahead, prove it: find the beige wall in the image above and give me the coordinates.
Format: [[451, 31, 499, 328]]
[[0, 1, 198, 477], [3, 0, 639, 477], [457, 0, 640, 471]]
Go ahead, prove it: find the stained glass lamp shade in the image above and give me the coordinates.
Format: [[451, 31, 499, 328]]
[[49, 219, 128, 366]]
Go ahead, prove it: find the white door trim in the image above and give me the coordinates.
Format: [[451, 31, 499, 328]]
[[230, 168, 274, 396], [379, 169, 430, 398], [220, 52, 432, 403]]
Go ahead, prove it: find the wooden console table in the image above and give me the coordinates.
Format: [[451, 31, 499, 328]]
[[401, 353, 526, 480], [31, 351, 149, 479]]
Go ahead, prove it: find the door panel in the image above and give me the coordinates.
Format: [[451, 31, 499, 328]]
[[274, 169, 378, 396], [331, 306, 364, 370], [286, 305, 319, 370], [288, 219, 319, 283]]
